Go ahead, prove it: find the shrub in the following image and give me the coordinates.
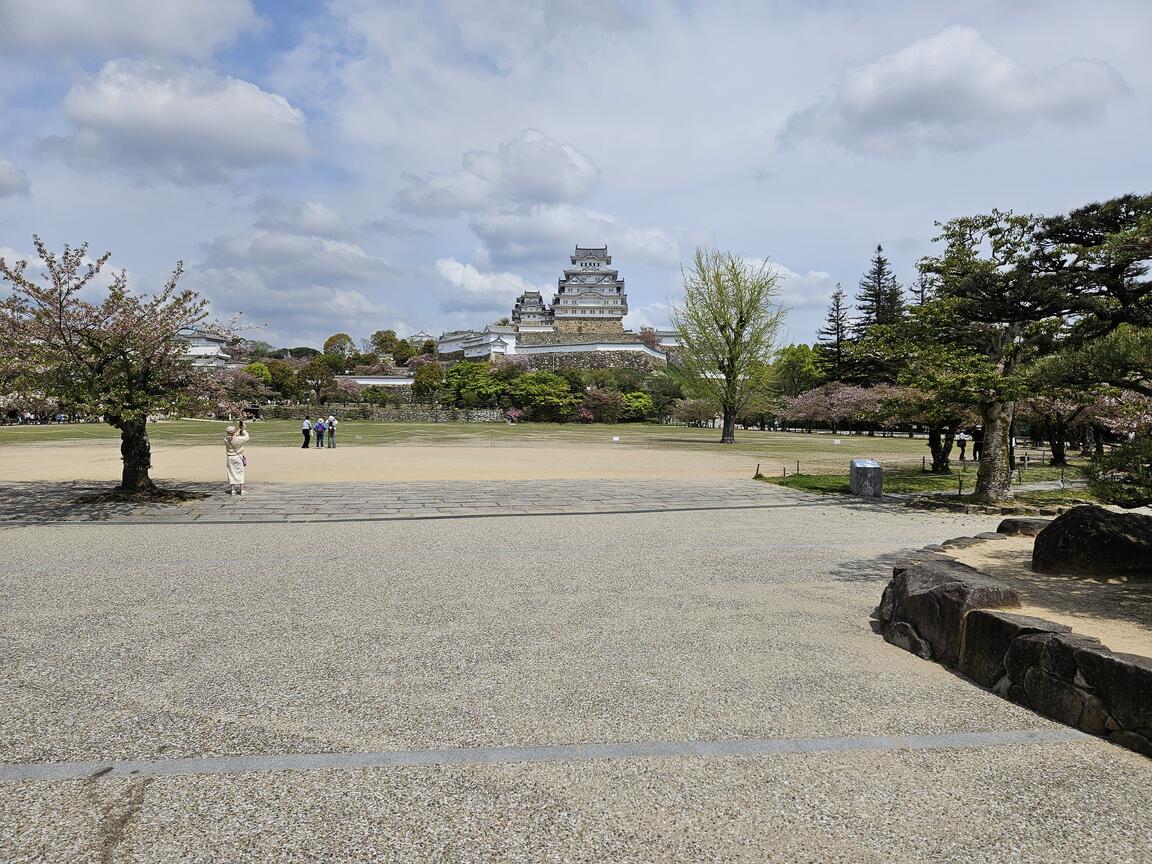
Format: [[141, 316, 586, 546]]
[[1086, 437, 1152, 508], [581, 387, 625, 423], [506, 371, 577, 421], [621, 390, 656, 422]]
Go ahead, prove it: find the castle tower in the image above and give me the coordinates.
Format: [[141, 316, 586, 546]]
[[551, 245, 628, 333], [511, 290, 553, 329]]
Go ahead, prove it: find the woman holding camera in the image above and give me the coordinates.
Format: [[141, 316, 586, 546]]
[[225, 419, 250, 496]]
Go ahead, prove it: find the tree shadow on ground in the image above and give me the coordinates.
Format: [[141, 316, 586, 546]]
[[0, 481, 214, 522], [954, 543, 1152, 633]]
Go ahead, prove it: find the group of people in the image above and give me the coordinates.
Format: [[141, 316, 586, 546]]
[[955, 428, 984, 461], [301, 414, 338, 449], [221, 413, 342, 495]]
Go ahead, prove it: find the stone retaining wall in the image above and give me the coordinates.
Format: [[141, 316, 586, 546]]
[[260, 405, 504, 423], [522, 350, 665, 372], [877, 519, 1152, 758], [517, 332, 641, 346]]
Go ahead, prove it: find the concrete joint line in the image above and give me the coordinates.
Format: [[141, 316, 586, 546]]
[[0, 728, 1090, 783]]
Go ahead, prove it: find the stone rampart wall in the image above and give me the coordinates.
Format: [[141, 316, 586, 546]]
[[521, 350, 665, 372], [552, 319, 625, 335], [516, 331, 640, 347], [260, 404, 504, 423]]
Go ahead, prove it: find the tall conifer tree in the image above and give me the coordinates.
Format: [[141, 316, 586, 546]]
[[853, 244, 904, 337], [816, 282, 850, 380]]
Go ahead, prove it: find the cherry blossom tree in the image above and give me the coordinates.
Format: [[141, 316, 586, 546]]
[[0, 237, 220, 493]]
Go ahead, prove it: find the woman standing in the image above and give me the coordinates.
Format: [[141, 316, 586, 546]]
[[225, 420, 250, 495]]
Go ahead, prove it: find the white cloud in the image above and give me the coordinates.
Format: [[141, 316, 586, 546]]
[[771, 265, 837, 312], [360, 214, 431, 238], [0, 0, 258, 59], [625, 301, 673, 331], [397, 129, 600, 216], [255, 197, 350, 239], [52, 60, 308, 183], [190, 230, 394, 345], [0, 156, 31, 197], [202, 231, 392, 287], [434, 257, 545, 314], [781, 26, 1129, 155], [470, 204, 680, 269]]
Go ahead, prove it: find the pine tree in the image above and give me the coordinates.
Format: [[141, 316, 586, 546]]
[[816, 282, 850, 380], [853, 244, 904, 337], [910, 271, 937, 306]]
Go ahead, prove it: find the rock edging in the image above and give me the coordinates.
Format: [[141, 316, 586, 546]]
[[877, 519, 1152, 759], [901, 496, 1086, 517]]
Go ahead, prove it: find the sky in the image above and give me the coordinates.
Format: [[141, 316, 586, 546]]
[[1, 0, 1149, 349]]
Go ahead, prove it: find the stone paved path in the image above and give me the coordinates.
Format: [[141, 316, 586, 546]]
[[0, 479, 845, 524]]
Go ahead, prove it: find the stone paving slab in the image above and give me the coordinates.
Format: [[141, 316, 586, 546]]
[[0, 479, 856, 524]]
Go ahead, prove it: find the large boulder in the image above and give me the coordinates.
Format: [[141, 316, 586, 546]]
[[879, 560, 1020, 667], [1032, 505, 1152, 575], [996, 517, 1051, 537], [1004, 631, 1107, 685], [958, 611, 1070, 689], [1074, 647, 1152, 732]]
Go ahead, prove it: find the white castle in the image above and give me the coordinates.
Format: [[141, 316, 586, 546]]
[[509, 246, 629, 333], [434, 244, 675, 365]]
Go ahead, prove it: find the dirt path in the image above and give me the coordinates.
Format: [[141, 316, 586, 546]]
[[0, 441, 761, 483], [949, 537, 1152, 657]]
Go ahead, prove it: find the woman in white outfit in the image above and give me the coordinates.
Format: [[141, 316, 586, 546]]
[[225, 420, 250, 495]]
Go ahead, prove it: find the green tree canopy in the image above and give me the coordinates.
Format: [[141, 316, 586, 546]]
[[323, 333, 356, 359], [773, 344, 821, 397], [412, 360, 443, 404], [265, 359, 301, 399], [671, 248, 785, 443], [243, 361, 272, 385], [442, 361, 505, 408], [507, 371, 576, 421]]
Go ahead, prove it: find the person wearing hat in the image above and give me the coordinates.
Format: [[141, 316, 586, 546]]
[[225, 419, 250, 495]]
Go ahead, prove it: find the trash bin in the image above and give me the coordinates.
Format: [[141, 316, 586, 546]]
[[849, 459, 883, 497]]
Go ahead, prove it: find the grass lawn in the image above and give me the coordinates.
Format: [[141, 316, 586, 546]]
[[764, 463, 1097, 506]]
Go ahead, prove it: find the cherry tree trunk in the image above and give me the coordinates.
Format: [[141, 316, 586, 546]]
[[1079, 425, 1095, 457], [118, 416, 155, 492], [927, 423, 955, 474], [974, 401, 1013, 501]]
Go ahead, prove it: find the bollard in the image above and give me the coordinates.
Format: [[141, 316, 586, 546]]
[[796, 460, 800, 475], [958, 476, 964, 498], [783, 466, 787, 477]]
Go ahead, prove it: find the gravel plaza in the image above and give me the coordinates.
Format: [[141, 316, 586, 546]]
[[2, 478, 1151, 862]]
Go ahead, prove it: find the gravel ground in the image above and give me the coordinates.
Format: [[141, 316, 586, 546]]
[[1, 485, 1149, 861]]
